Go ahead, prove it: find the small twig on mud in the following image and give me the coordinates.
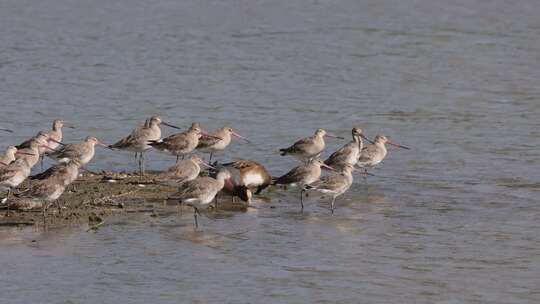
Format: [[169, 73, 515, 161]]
[[86, 220, 105, 232]]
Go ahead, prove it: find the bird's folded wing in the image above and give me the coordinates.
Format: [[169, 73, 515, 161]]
[[357, 145, 378, 163], [276, 165, 308, 184], [197, 134, 221, 149]]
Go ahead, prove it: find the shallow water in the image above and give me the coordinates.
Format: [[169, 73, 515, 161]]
[[1, 0, 539, 303]]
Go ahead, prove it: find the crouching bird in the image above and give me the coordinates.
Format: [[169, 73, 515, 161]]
[[219, 160, 272, 204]]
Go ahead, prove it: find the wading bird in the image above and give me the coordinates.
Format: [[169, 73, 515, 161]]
[[303, 163, 355, 214], [221, 159, 272, 202], [356, 134, 409, 174], [150, 122, 221, 162], [196, 126, 250, 163], [110, 116, 181, 175], [324, 127, 372, 171], [169, 170, 232, 228], [274, 158, 335, 205], [280, 129, 343, 163]]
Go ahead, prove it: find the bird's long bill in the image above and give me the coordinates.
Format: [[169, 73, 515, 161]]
[[199, 161, 216, 170], [0, 128, 13, 133], [64, 123, 76, 129], [321, 163, 336, 171], [15, 151, 36, 156], [325, 133, 345, 139], [162, 121, 182, 130], [97, 141, 114, 150], [360, 134, 375, 144], [202, 132, 223, 140], [388, 140, 410, 150], [0, 161, 7, 166], [47, 137, 66, 146], [231, 131, 251, 143]]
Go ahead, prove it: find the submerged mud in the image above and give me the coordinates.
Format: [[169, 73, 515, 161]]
[[0, 171, 248, 230]]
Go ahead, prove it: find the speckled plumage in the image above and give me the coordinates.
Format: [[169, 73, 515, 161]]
[[150, 123, 203, 159], [49, 136, 102, 165]]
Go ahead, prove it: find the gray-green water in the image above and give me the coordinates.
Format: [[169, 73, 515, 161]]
[[1, 0, 539, 303]]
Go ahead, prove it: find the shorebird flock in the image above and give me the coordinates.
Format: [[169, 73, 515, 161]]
[[0, 117, 409, 227]]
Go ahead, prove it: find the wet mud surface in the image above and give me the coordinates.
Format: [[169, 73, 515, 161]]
[[0, 171, 248, 230]]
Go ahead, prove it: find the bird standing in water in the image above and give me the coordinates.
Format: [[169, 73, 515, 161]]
[[303, 163, 355, 214], [274, 158, 334, 205], [149, 122, 221, 163], [169, 170, 232, 228], [356, 134, 410, 174], [324, 127, 371, 171], [221, 159, 272, 203], [280, 129, 343, 163]]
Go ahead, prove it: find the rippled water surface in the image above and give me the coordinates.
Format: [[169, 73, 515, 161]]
[[1, 0, 540, 303]]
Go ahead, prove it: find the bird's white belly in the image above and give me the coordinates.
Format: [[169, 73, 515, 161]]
[[346, 151, 360, 165], [242, 173, 264, 187], [80, 150, 95, 165], [188, 189, 219, 207], [203, 139, 228, 152], [48, 187, 65, 201]]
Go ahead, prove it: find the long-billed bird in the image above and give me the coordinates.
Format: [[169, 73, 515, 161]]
[[279, 129, 343, 163], [196, 126, 250, 163], [109, 116, 181, 175], [356, 134, 410, 173], [303, 163, 355, 214], [168, 170, 232, 228]]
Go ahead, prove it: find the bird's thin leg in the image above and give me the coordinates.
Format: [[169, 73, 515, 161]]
[[137, 153, 141, 175], [140, 152, 145, 176], [193, 207, 200, 229], [143, 152, 146, 175], [330, 196, 336, 215], [214, 194, 219, 209], [182, 155, 185, 161], [42, 202, 48, 228], [363, 168, 368, 183], [300, 189, 305, 212], [176, 155, 179, 163], [5, 188, 12, 215], [55, 199, 62, 217], [209, 152, 213, 164]]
